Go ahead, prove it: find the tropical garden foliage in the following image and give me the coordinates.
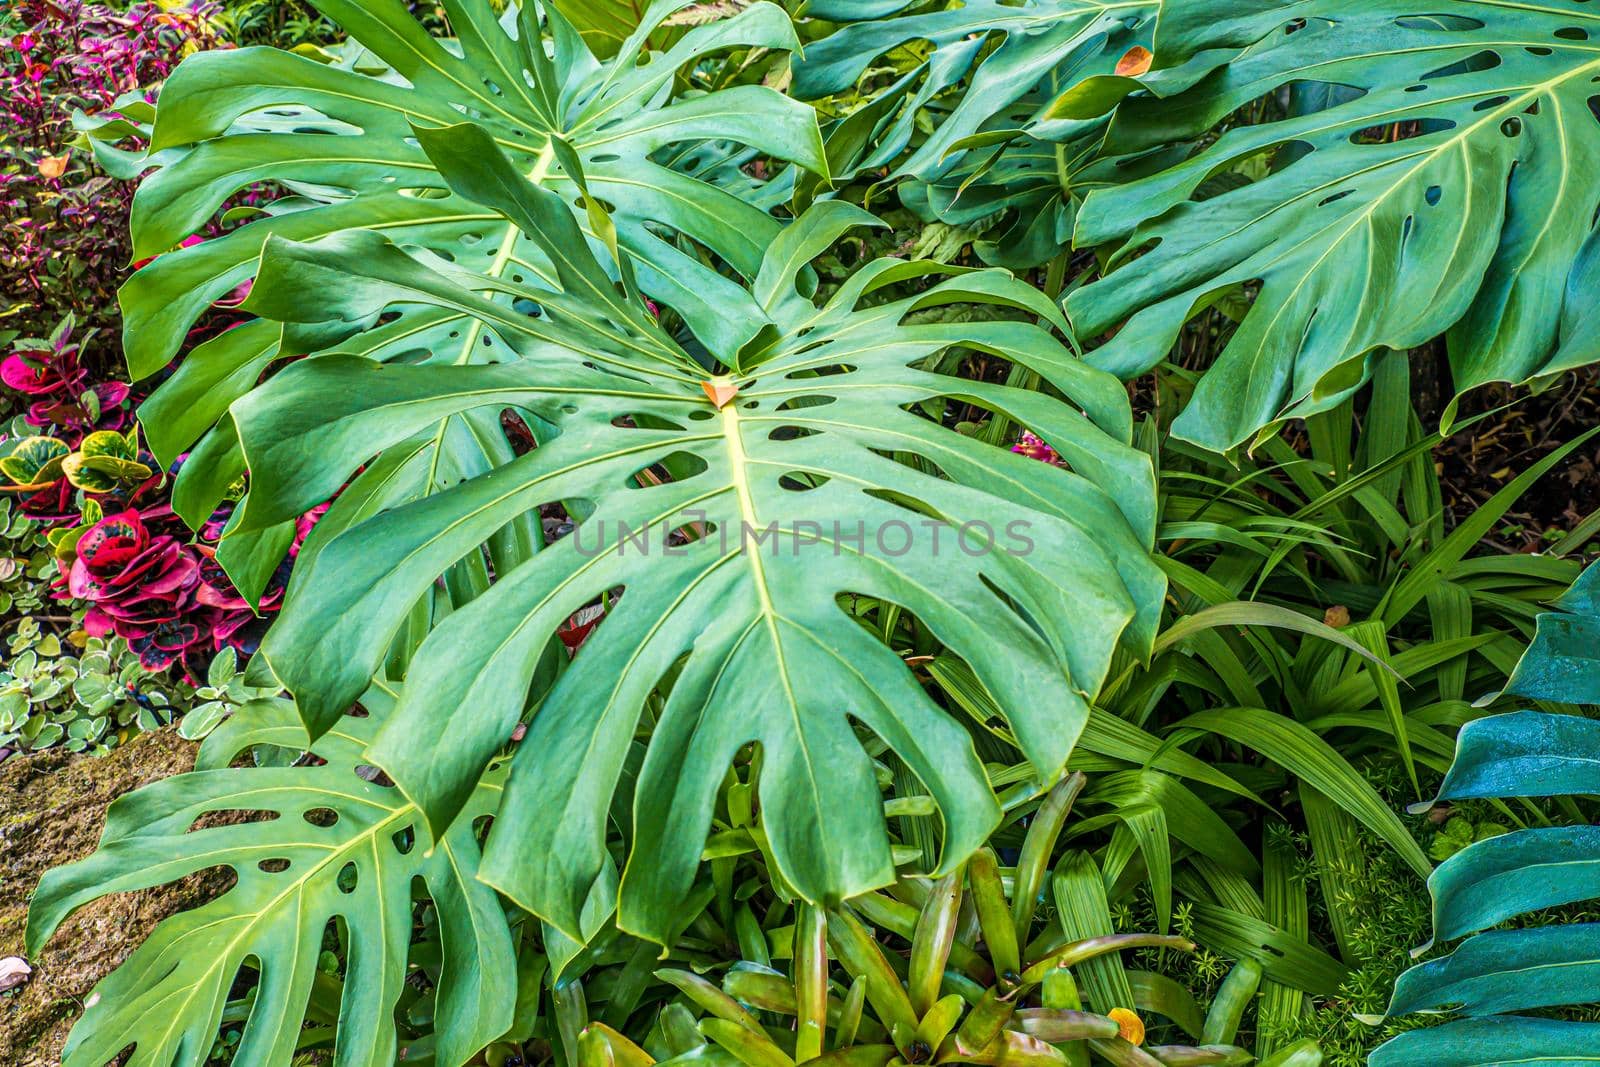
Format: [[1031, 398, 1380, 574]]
[[4, 0, 1600, 1065]]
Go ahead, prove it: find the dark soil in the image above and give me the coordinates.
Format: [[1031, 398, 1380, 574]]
[[0, 729, 227, 1065], [1433, 366, 1600, 555]]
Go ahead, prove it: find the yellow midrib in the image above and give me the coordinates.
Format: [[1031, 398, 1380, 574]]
[[718, 402, 831, 848]]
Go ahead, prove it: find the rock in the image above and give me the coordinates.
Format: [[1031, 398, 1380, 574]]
[[0, 956, 30, 991], [0, 728, 227, 1065]]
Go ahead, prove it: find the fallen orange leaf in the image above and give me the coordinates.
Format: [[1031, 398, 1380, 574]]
[[37, 153, 69, 179], [1116, 46, 1153, 78], [1108, 1008, 1145, 1045]]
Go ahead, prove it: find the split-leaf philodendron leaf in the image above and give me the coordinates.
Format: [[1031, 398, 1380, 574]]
[[121, 0, 825, 521], [791, 0, 1160, 270], [1374, 561, 1600, 1065], [27, 696, 513, 1067], [1069, 0, 1600, 451], [218, 119, 1162, 943]]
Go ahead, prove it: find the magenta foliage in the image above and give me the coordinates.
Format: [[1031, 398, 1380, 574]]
[[0, 1, 224, 342], [1011, 431, 1062, 466], [0, 3, 325, 684], [65, 503, 324, 676], [1, 320, 130, 435]]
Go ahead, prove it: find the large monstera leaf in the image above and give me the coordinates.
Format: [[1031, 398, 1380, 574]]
[[125, 0, 824, 471], [215, 121, 1164, 944], [1374, 561, 1600, 1065], [791, 0, 1159, 269], [1070, 0, 1600, 451], [27, 696, 514, 1067]]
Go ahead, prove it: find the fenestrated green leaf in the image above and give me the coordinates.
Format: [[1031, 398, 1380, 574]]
[[25, 696, 515, 1067], [1070, 0, 1600, 450], [791, 0, 1160, 270], [218, 123, 1164, 943], [124, 0, 826, 472]]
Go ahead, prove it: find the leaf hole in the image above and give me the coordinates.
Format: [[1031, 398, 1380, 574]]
[[355, 764, 395, 787], [392, 827, 416, 856], [666, 519, 717, 548], [338, 861, 358, 893], [1424, 185, 1442, 206], [258, 858, 291, 873], [304, 807, 339, 827], [629, 451, 709, 486], [774, 394, 837, 412], [186, 809, 279, 833], [784, 362, 857, 379], [767, 425, 819, 442], [1421, 50, 1501, 81], [1557, 26, 1591, 40], [778, 471, 830, 493]]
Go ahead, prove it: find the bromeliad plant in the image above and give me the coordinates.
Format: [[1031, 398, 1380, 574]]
[[585, 777, 1322, 1067]]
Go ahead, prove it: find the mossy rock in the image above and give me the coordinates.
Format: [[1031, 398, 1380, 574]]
[[0, 728, 229, 1065]]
